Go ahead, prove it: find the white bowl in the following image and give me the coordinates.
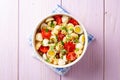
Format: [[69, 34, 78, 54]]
[[33, 13, 88, 68]]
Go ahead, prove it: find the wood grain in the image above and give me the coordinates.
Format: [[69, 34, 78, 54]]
[[0, 0, 18, 80], [19, 0, 61, 80], [61, 0, 104, 80], [105, 0, 120, 80]]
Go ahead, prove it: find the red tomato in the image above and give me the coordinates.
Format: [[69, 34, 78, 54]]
[[41, 29, 51, 39], [58, 31, 65, 41], [69, 18, 78, 26], [39, 46, 49, 53], [64, 42, 75, 52], [54, 15, 62, 25], [66, 52, 77, 61]]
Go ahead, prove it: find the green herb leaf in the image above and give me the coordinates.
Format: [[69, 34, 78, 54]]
[[75, 48, 79, 51], [45, 28, 49, 32], [50, 21, 55, 27], [70, 28, 74, 31], [62, 26, 68, 32], [45, 59, 50, 62], [61, 41, 64, 45]]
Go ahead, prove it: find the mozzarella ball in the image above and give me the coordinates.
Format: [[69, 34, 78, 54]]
[[76, 43, 84, 50], [58, 59, 65, 65], [43, 54, 47, 60], [42, 39, 49, 46], [63, 55, 67, 62], [62, 15, 69, 23]]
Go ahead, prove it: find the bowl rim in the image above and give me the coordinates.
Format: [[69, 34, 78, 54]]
[[32, 13, 88, 68]]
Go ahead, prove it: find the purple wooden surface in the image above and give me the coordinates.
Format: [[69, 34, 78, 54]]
[[0, 0, 120, 80], [61, 0, 104, 80], [0, 0, 18, 80], [19, 0, 60, 80], [105, 0, 120, 80]]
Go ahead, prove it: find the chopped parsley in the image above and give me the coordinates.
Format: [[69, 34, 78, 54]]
[[45, 59, 50, 62], [75, 48, 79, 51], [45, 28, 49, 32], [62, 26, 68, 32], [61, 41, 64, 45], [50, 21, 55, 28]]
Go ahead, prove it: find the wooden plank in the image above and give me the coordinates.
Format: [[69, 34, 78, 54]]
[[61, 0, 104, 80], [0, 0, 18, 80], [105, 0, 120, 80], [19, 0, 61, 80]]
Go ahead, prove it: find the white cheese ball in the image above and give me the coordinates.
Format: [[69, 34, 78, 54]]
[[42, 39, 49, 46], [62, 15, 69, 23], [58, 59, 65, 66], [76, 43, 83, 50], [36, 33, 43, 41], [43, 54, 47, 60], [63, 55, 67, 62]]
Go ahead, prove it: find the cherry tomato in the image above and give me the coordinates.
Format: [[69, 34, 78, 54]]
[[54, 15, 62, 25], [41, 29, 51, 39], [58, 31, 65, 41], [39, 46, 49, 53], [66, 52, 77, 61], [64, 42, 75, 52], [69, 18, 78, 26]]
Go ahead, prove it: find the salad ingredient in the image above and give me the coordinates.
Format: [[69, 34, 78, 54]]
[[58, 59, 66, 65], [45, 17, 54, 23], [36, 42, 42, 50], [64, 42, 75, 52], [54, 15, 62, 25], [39, 46, 49, 53], [42, 39, 49, 46], [36, 33, 43, 41], [41, 29, 51, 39], [79, 34, 85, 44], [69, 18, 78, 26], [66, 52, 77, 61], [74, 25, 83, 34]]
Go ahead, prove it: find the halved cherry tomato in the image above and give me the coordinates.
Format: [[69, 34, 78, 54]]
[[66, 52, 77, 61], [39, 46, 49, 53], [69, 18, 78, 26], [41, 29, 51, 39], [54, 15, 62, 25], [58, 31, 65, 41], [64, 42, 75, 52]]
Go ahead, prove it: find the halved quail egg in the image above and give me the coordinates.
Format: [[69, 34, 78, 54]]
[[47, 50, 56, 58], [74, 25, 83, 34], [79, 34, 85, 44]]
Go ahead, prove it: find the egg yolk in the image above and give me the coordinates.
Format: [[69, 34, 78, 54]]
[[75, 27, 81, 33], [48, 50, 55, 57]]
